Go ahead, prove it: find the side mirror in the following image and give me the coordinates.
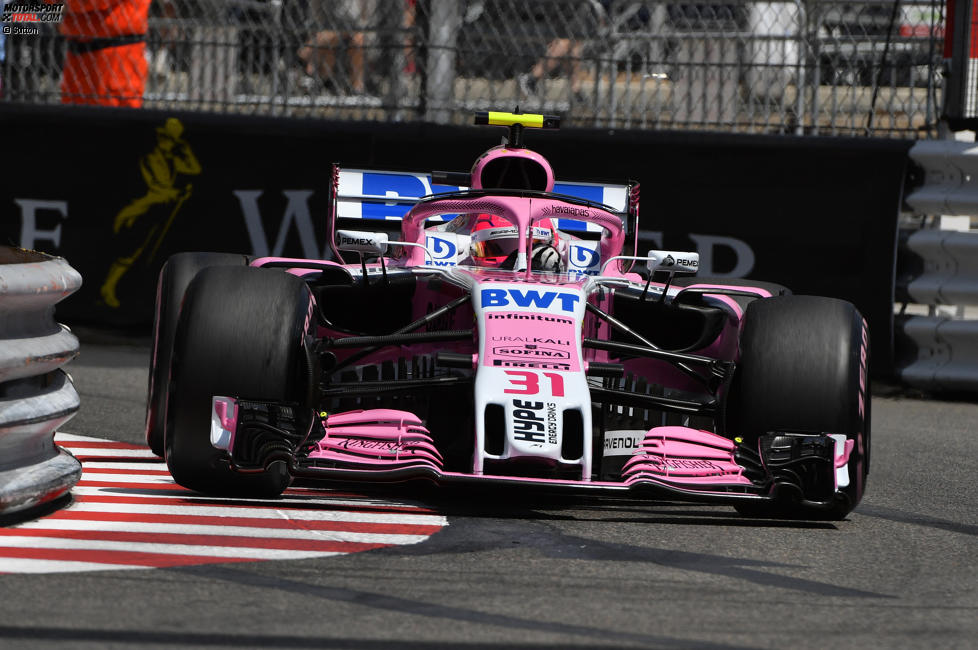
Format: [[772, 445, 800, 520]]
[[646, 250, 699, 275], [336, 230, 388, 256]]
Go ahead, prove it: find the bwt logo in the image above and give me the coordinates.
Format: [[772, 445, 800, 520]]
[[481, 288, 580, 312], [569, 245, 599, 270], [426, 235, 457, 262]]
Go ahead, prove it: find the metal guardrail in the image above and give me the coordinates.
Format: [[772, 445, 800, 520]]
[[901, 229, 978, 306], [897, 315, 978, 392], [898, 141, 978, 391], [0, 247, 83, 516], [905, 141, 978, 216]]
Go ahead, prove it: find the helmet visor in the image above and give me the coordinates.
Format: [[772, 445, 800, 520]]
[[469, 225, 553, 267]]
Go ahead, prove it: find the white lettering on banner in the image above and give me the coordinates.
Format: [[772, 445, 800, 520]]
[[15, 199, 68, 250], [643, 230, 663, 249], [234, 190, 325, 258], [641, 230, 755, 278], [688, 234, 755, 278]]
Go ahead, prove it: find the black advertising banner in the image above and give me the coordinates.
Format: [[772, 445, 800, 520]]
[[0, 104, 910, 372]]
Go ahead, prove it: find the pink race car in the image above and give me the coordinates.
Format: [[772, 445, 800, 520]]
[[146, 111, 870, 519]]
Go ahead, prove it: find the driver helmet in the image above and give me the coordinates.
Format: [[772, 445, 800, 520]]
[[467, 145, 563, 271], [470, 145, 555, 193], [469, 214, 563, 272]]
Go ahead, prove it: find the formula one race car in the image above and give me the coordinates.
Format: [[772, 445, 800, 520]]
[[146, 111, 870, 519]]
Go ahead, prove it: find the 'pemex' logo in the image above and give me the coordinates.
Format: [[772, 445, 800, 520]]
[[662, 255, 675, 267]]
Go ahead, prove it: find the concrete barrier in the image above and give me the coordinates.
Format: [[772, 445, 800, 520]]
[[0, 247, 83, 516]]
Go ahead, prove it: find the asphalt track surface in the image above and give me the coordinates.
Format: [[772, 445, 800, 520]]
[[2, 337, 976, 649]]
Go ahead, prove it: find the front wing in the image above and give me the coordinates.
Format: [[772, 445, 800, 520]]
[[211, 400, 855, 511]]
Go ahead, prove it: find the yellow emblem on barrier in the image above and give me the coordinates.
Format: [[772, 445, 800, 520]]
[[99, 117, 201, 308]]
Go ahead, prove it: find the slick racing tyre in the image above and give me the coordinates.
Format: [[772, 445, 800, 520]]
[[145, 252, 248, 457], [165, 266, 314, 497], [726, 295, 870, 520]]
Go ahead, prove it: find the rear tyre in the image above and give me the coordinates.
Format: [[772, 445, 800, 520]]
[[145, 252, 248, 456], [726, 296, 870, 520], [165, 266, 314, 496]]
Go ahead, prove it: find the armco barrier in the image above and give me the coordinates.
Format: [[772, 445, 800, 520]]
[[0, 247, 83, 516], [905, 140, 978, 216], [899, 140, 978, 391], [902, 229, 978, 306], [897, 317, 978, 392]]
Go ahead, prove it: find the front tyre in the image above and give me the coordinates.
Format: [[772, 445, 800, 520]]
[[165, 266, 314, 497], [145, 252, 248, 457], [727, 295, 870, 520]]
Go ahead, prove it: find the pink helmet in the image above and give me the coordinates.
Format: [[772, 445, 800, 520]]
[[466, 139, 562, 271], [470, 145, 555, 193]]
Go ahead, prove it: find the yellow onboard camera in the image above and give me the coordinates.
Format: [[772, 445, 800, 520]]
[[473, 110, 560, 148]]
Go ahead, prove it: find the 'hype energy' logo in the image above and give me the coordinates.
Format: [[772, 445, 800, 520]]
[[481, 288, 580, 312], [425, 234, 457, 266]]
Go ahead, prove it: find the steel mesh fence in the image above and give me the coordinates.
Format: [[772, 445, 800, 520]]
[[0, 0, 947, 137]]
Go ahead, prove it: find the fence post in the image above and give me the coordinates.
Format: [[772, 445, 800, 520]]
[[424, 0, 460, 124], [793, 0, 808, 135]]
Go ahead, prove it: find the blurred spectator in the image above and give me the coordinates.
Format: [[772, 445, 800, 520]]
[[146, 0, 178, 81], [297, 0, 378, 94], [517, 0, 606, 99], [402, 0, 417, 75], [59, 0, 151, 107]]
